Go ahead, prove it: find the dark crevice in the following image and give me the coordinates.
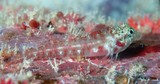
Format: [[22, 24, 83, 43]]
[[115, 43, 145, 59]]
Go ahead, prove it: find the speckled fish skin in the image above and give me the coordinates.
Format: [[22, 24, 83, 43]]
[[112, 24, 139, 53]]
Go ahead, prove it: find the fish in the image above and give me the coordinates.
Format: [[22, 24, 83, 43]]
[[0, 23, 138, 63]]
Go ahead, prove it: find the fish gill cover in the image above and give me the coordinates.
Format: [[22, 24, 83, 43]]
[[0, 0, 160, 84]]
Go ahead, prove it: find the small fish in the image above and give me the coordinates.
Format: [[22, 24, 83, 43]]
[[33, 24, 138, 58], [0, 24, 138, 65]]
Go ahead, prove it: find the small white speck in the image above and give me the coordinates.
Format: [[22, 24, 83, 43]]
[[46, 49, 51, 52], [59, 51, 63, 55], [77, 49, 81, 54], [92, 48, 98, 53], [57, 47, 63, 50], [72, 44, 81, 48]]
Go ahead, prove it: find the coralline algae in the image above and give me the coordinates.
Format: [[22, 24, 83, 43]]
[[0, 0, 160, 83]]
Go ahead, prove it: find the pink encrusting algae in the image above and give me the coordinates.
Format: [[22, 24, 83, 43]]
[[1, 2, 160, 84], [0, 8, 139, 83]]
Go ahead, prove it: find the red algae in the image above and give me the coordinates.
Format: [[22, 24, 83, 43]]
[[128, 15, 160, 34], [29, 19, 40, 29]]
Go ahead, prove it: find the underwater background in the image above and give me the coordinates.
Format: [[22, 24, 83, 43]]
[[0, 0, 160, 84], [1, 0, 159, 20]]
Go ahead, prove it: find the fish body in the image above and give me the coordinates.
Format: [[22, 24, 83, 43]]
[[0, 24, 137, 57], [0, 24, 138, 62]]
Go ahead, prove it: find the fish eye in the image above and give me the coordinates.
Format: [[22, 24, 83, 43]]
[[130, 29, 134, 34]]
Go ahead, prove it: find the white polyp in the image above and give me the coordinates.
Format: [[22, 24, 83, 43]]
[[77, 49, 81, 54], [46, 49, 51, 52], [33, 52, 37, 57], [14, 46, 19, 55], [71, 44, 81, 48], [59, 51, 63, 55], [57, 47, 64, 50]]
